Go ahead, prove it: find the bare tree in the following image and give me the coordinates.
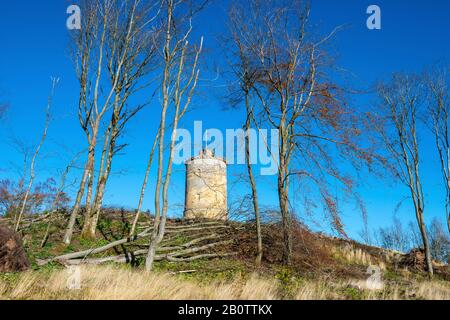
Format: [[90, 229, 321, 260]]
[[14, 78, 58, 232], [226, 0, 374, 264], [376, 216, 449, 263], [373, 73, 433, 277], [426, 67, 450, 233], [1, 139, 31, 218], [375, 216, 412, 253], [63, 0, 113, 244], [227, 4, 263, 265], [64, 0, 161, 243], [145, 0, 203, 271], [81, 0, 162, 238], [428, 218, 449, 263]]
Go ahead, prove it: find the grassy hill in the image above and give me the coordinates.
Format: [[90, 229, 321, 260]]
[[0, 209, 449, 300]]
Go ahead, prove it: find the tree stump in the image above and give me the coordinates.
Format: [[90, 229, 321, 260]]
[[0, 225, 30, 272]]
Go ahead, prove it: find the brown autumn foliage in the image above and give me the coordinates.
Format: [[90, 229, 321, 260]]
[[0, 178, 70, 218], [232, 218, 360, 276]]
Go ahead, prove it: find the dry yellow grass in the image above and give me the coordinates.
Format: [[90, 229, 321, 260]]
[[0, 266, 278, 300], [0, 265, 449, 300], [417, 281, 450, 300], [333, 243, 388, 269], [295, 281, 328, 300]]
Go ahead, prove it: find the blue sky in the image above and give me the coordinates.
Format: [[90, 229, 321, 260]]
[[0, 0, 449, 241]]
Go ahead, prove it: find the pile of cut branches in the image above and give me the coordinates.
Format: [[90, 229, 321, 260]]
[[37, 219, 238, 266]]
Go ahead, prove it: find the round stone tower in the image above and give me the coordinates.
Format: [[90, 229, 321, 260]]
[[184, 149, 227, 220]]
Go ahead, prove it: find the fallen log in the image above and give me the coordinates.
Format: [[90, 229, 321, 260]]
[[165, 225, 231, 233], [137, 221, 228, 231], [63, 251, 236, 265], [61, 250, 148, 265], [165, 221, 228, 229], [169, 270, 197, 275], [159, 240, 233, 259], [37, 227, 153, 265], [166, 253, 237, 262], [155, 233, 224, 251], [56, 240, 234, 266]]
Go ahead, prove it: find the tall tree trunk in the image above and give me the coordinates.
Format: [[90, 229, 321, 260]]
[[89, 135, 115, 237], [15, 80, 55, 232], [63, 141, 96, 244], [146, 109, 179, 271], [83, 120, 116, 239], [130, 129, 159, 236], [145, 0, 202, 271], [145, 102, 169, 271], [447, 205, 450, 234], [278, 121, 292, 265], [145, 0, 175, 271], [416, 206, 434, 277], [278, 168, 292, 265], [146, 55, 170, 271], [412, 146, 434, 277], [81, 161, 96, 238], [244, 95, 263, 266]]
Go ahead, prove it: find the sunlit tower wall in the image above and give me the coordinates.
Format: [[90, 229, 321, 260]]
[[184, 149, 227, 220]]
